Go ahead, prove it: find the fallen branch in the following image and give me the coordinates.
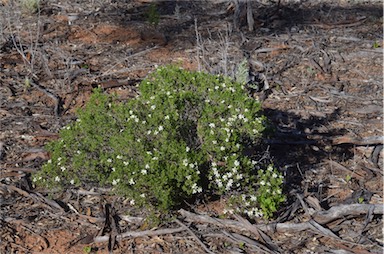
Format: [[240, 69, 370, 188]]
[[175, 219, 214, 254], [179, 204, 383, 234], [312, 204, 383, 224], [93, 227, 185, 243], [333, 135, 383, 145]]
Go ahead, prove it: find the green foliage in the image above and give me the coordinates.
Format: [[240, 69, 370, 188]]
[[147, 3, 160, 26], [33, 66, 285, 218], [82, 246, 92, 254], [372, 41, 381, 49], [20, 0, 40, 13], [235, 58, 248, 85]]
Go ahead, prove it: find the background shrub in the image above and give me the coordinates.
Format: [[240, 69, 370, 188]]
[[33, 66, 285, 218]]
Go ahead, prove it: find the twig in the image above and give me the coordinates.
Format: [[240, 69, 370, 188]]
[[174, 219, 215, 254], [194, 18, 201, 72], [233, 214, 281, 253], [221, 231, 272, 254], [29, 79, 63, 117], [326, 159, 365, 180]]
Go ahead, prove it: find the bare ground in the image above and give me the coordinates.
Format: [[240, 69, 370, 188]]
[[0, 0, 383, 253]]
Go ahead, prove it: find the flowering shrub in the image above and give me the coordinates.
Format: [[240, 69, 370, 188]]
[[33, 66, 285, 218]]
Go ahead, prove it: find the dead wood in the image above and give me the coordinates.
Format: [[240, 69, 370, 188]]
[[29, 79, 63, 117], [93, 227, 186, 243], [333, 136, 383, 145], [312, 204, 383, 225], [221, 231, 273, 254], [179, 204, 383, 235], [174, 219, 215, 254]]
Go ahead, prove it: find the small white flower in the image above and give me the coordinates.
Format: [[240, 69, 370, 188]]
[[272, 173, 278, 178], [33, 177, 37, 182], [58, 157, 62, 161], [145, 164, 150, 169], [210, 130, 214, 135], [212, 140, 217, 145], [61, 166, 66, 172], [225, 138, 229, 142], [140, 193, 146, 198], [214, 86, 219, 90], [209, 123, 215, 128], [234, 160, 240, 167], [186, 146, 190, 152], [158, 125, 163, 131], [141, 169, 147, 175], [189, 163, 195, 169], [226, 179, 233, 190], [116, 155, 123, 159], [76, 150, 81, 154], [134, 118, 139, 123], [142, 120, 146, 124], [205, 99, 210, 103], [260, 180, 266, 186], [154, 130, 159, 135], [236, 173, 243, 180], [47, 159, 52, 164], [107, 158, 112, 163], [129, 178, 135, 185], [130, 199, 135, 206], [164, 115, 170, 120], [112, 167, 116, 172], [238, 114, 244, 119], [150, 105, 156, 110], [146, 151, 152, 155], [227, 105, 232, 109], [70, 179, 75, 185], [54, 176, 60, 182], [220, 146, 225, 151], [152, 157, 158, 160], [186, 175, 191, 180], [182, 159, 189, 167]]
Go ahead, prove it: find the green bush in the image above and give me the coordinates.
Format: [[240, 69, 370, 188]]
[[33, 66, 285, 218]]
